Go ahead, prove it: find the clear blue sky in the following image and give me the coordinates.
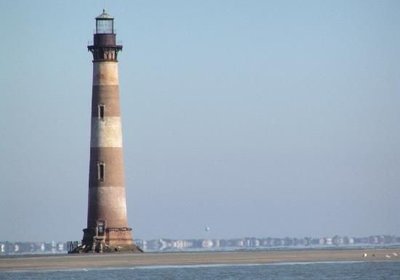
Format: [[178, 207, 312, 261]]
[[1, 0, 399, 242]]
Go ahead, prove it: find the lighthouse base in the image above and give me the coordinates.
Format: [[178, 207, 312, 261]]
[[69, 227, 143, 253]]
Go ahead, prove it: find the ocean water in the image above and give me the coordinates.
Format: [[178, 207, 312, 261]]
[[1, 261, 399, 279]]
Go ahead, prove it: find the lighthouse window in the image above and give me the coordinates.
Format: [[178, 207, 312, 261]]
[[98, 105, 105, 120], [98, 162, 105, 181]]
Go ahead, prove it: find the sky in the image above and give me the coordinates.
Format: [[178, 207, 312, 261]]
[[0, 0, 400, 242]]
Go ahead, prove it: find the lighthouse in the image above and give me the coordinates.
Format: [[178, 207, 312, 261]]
[[74, 10, 141, 253]]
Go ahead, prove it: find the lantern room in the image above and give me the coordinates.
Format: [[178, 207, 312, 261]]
[[96, 9, 114, 34]]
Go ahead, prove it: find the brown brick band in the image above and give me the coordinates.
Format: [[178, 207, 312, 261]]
[[89, 147, 125, 187], [91, 85, 121, 117]]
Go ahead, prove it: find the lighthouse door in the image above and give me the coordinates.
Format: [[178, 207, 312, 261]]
[[97, 220, 105, 236]]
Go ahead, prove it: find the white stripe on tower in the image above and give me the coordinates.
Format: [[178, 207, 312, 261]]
[[90, 117, 123, 148], [93, 61, 119, 86]]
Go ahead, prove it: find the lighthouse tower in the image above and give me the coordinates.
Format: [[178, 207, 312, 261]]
[[77, 10, 141, 253]]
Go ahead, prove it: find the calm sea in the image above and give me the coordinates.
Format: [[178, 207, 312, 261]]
[[1, 261, 399, 279]]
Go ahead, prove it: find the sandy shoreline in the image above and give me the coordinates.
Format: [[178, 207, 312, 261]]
[[1, 249, 399, 271]]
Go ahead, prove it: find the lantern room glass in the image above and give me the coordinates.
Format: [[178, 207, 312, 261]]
[[96, 18, 113, 34]]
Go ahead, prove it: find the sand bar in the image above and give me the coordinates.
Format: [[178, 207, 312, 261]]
[[1, 249, 399, 271]]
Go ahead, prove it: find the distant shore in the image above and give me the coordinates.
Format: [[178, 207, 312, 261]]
[[1, 248, 399, 271]]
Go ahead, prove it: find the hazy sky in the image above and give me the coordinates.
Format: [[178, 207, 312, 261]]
[[1, 0, 399, 242]]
